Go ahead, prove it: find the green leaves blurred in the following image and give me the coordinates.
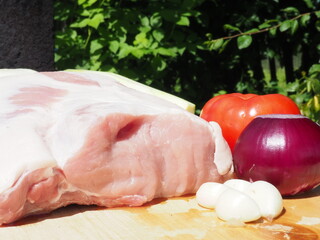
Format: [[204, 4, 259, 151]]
[[286, 64, 320, 121], [54, 0, 206, 102], [206, 10, 320, 52], [54, 0, 320, 120]]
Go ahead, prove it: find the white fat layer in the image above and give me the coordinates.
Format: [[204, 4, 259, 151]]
[[71, 70, 196, 113], [209, 121, 233, 175], [0, 117, 56, 192], [0, 69, 37, 78]]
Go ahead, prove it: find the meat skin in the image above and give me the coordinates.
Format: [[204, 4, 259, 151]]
[[0, 70, 233, 224]]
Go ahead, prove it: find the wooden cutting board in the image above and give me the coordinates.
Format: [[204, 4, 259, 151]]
[[0, 186, 319, 240]]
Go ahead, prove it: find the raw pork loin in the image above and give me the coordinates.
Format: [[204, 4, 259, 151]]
[[0, 69, 233, 225]]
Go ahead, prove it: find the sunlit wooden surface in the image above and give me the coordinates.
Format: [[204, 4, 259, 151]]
[[0, 187, 319, 240]]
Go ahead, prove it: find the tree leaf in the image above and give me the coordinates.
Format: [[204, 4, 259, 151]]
[[269, 27, 277, 36], [86, 0, 98, 7], [90, 59, 101, 71], [150, 13, 162, 28], [290, 19, 299, 35], [177, 46, 186, 55], [152, 29, 165, 42], [80, 10, 90, 17], [313, 96, 320, 111], [303, 0, 314, 8], [134, 32, 151, 48], [149, 41, 159, 50], [70, 18, 90, 28], [78, 0, 86, 5], [118, 44, 132, 59], [88, 13, 104, 29], [237, 35, 252, 49], [224, 24, 241, 32], [54, 53, 62, 62], [244, 28, 259, 34], [140, 16, 149, 27], [311, 78, 320, 93], [109, 40, 119, 53], [151, 56, 167, 71], [309, 64, 320, 74], [131, 48, 145, 59], [266, 48, 276, 58], [258, 22, 271, 29], [282, 7, 299, 14], [90, 39, 103, 54], [279, 20, 292, 32], [300, 14, 311, 26], [176, 16, 190, 26], [307, 79, 312, 92], [218, 39, 231, 53], [157, 47, 177, 57], [286, 80, 300, 92], [209, 38, 224, 51]]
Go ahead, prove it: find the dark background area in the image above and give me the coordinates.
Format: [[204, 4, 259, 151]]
[[0, 0, 54, 70]]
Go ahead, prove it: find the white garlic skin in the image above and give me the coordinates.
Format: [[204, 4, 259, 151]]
[[196, 182, 229, 209], [215, 188, 261, 223], [223, 179, 252, 192], [244, 181, 283, 220]]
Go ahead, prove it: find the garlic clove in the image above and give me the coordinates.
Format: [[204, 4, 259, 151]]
[[196, 182, 229, 209], [244, 180, 283, 220], [223, 179, 251, 192], [215, 188, 261, 223]]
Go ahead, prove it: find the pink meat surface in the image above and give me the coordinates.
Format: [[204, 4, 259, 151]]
[[0, 70, 233, 225]]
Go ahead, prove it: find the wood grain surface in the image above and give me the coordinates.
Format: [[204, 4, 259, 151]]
[[0, 186, 319, 240]]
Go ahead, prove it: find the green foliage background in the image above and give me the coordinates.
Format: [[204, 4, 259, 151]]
[[54, 0, 320, 121]]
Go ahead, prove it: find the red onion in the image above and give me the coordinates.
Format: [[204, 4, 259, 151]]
[[233, 114, 320, 196]]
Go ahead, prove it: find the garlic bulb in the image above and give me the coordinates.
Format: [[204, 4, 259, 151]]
[[215, 188, 261, 222], [244, 181, 283, 220], [196, 179, 283, 223], [196, 182, 229, 209]]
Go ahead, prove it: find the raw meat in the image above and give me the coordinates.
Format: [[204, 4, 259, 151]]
[[0, 69, 233, 225]]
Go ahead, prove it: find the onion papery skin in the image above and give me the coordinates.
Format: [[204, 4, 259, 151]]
[[233, 114, 320, 196]]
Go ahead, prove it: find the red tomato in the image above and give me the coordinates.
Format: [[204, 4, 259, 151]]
[[200, 93, 301, 151]]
